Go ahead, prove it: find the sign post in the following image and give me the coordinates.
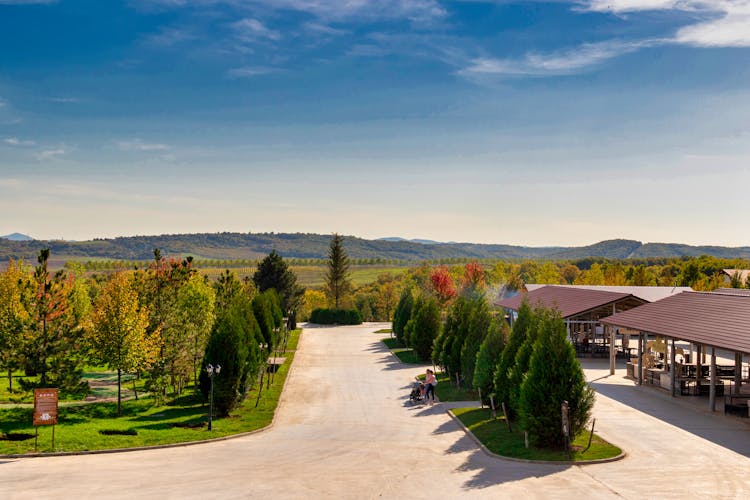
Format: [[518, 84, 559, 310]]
[[561, 400, 570, 458], [33, 388, 58, 452]]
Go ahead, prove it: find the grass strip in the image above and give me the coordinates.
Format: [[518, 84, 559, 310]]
[[452, 407, 621, 462], [416, 372, 477, 402], [0, 329, 302, 455]]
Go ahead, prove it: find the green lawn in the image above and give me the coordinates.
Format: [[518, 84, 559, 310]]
[[0, 329, 302, 455], [452, 408, 621, 462], [380, 338, 429, 365], [417, 372, 478, 401], [381, 337, 404, 349], [374, 328, 392, 334]]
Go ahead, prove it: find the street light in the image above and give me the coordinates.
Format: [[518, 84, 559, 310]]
[[206, 363, 221, 431]]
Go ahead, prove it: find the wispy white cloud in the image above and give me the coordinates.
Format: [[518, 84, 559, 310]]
[[226, 65, 280, 78], [143, 26, 196, 47], [4, 137, 36, 146], [232, 18, 281, 42], [303, 22, 349, 37], [581, 0, 688, 13], [0, 97, 6, 107], [582, 0, 750, 47], [118, 139, 170, 151], [462, 1, 750, 79], [674, 1, 750, 47], [460, 39, 655, 77], [34, 148, 67, 160], [135, 0, 447, 25]]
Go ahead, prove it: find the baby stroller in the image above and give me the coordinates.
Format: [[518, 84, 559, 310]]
[[409, 381, 425, 404]]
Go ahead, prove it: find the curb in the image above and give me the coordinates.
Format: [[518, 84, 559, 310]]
[[0, 330, 304, 460], [446, 409, 627, 466]]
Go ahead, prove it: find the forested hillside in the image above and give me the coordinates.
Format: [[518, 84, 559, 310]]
[[1, 233, 750, 262]]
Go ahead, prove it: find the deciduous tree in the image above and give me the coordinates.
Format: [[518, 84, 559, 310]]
[[0, 259, 29, 393], [88, 272, 157, 416]]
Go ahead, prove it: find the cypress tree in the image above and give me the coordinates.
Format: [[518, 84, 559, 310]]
[[408, 297, 440, 361], [460, 297, 492, 388], [493, 300, 532, 414], [392, 289, 413, 344], [519, 311, 595, 448], [473, 319, 506, 402], [506, 307, 543, 415], [199, 296, 261, 416]]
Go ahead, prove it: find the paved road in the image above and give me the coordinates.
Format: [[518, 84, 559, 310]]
[[2, 324, 750, 499]]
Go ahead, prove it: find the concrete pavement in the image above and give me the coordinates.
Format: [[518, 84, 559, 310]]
[[1, 323, 749, 499]]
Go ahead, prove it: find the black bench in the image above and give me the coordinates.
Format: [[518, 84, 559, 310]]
[[724, 394, 750, 417]]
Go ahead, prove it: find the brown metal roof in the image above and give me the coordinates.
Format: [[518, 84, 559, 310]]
[[601, 292, 750, 354], [496, 286, 642, 319], [712, 288, 750, 297], [525, 284, 693, 303]]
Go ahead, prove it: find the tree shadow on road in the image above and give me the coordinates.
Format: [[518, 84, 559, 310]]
[[445, 432, 566, 489]]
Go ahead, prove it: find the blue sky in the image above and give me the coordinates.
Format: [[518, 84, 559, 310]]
[[1, 0, 749, 246]]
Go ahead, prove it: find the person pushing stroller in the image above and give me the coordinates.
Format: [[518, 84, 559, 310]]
[[423, 369, 437, 405]]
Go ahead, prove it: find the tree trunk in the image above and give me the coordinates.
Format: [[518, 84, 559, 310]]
[[117, 368, 122, 417], [8, 369, 12, 393], [132, 373, 139, 401]]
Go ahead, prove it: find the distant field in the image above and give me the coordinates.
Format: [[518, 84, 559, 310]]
[[290, 266, 409, 287], [199, 265, 408, 288]]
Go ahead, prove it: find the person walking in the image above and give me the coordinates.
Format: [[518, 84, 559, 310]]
[[424, 369, 437, 405]]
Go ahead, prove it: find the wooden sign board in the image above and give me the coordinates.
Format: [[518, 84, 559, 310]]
[[33, 388, 59, 426], [619, 328, 641, 336]]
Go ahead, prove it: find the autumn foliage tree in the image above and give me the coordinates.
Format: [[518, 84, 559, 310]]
[[89, 272, 158, 416], [0, 259, 29, 393], [461, 261, 486, 297], [430, 265, 457, 307], [23, 249, 88, 393]]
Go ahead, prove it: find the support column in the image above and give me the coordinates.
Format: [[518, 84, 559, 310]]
[[670, 338, 676, 397], [638, 333, 643, 386], [696, 344, 702, 388], [734, 352, 742, 394], [609, 326, 616, 375], [710, 347, 717, 412]]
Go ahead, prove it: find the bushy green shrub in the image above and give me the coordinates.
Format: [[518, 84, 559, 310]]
[[309, 308, 362, 325], [199, 296, 262, 416]]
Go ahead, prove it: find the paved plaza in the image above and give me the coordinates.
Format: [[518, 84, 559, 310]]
[[1, 323, 749, 499]]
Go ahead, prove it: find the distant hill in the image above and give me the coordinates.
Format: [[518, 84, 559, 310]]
[[377, 237, 444, 245], [1, 233, 34, 241], [0, 233, 749, 262]]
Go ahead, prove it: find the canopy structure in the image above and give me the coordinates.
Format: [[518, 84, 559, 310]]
[[496, 286, 647, 359], [601, 292, 750, 411], [524, 284, 693, 303]]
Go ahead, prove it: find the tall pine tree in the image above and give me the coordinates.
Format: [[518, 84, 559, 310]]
[[325, 234, 351, 309]]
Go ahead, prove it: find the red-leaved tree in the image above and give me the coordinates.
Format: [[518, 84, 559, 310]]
[[430, 266, 457, 308], [462, 261, 486, 296]]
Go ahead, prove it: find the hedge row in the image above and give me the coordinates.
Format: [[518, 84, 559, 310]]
[[309, 308, 363, 325]]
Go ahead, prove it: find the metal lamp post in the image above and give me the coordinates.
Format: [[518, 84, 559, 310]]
[[206, 363, 221, 431]]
